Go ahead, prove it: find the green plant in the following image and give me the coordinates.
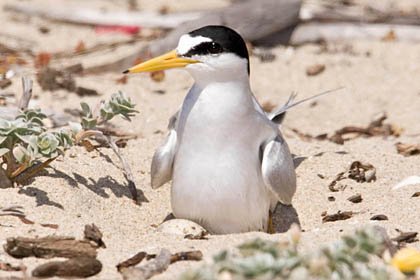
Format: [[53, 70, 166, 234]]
[[0, 91, 138, 184], [180, 227, 401, 280]]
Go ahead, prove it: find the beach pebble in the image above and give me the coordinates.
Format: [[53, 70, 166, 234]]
[[157, 219, 207, 237]]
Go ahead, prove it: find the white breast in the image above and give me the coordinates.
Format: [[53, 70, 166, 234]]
[[171, 82, 274, 234]]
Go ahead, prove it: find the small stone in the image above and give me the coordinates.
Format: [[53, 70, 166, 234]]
[[392, 231, 418, 244], [306, 64, 325, 76], [365, 169, 376, 182], [370, 214, 388, 221], [150, 70, 165, 82], [38, 26, 50, 34], [327, 196, 335, 201], [157, 219, 208, 237], [347, 194, 362, 203], [411, 192, 420, 198], [322, 211, 354, 223], [0, 78, 12, 89]]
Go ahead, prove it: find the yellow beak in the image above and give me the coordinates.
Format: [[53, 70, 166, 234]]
[[123, 50, 199, 73]]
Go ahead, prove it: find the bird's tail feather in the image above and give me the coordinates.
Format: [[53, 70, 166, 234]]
[[269, 87, 344, 124]]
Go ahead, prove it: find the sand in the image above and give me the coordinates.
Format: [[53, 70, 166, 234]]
[[1, 0, 420, 279]]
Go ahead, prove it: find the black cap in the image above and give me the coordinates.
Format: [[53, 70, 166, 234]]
[[184, 26, 249, 74]]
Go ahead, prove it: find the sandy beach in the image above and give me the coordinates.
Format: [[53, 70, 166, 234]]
[[1, 0, 420, 278]]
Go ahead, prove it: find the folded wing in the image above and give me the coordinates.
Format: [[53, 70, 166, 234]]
[[261, 136, 296, 205], [151, 111, 179, 189]]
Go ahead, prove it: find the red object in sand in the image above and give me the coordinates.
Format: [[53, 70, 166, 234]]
[[94, 25, 140, 35]]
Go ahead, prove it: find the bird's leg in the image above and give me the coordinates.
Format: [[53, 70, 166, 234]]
[[268, 211, 275, 234]]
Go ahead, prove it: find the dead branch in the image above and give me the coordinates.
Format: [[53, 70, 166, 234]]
[[117, 250, 203, 276], [99, 134, 138, 203], [300, 2, 420, 26], [85, 0, 302, 73], [4, 236, 97, 259], [289, 22, 420, 45], [0, 77, 32, 120], [14, 157, 57, 185], [0, 206, 25, 217], [4, 4, 201, 29], [51, 38, 156, 60], [117, 252, 148, 272], [121, 249, 171, 280], [18, 77, 32, 111], [0, 32, 35, 56], [328, 112, 396, 144], [170, 250, 203, 263], [395, 142, 420, 156]]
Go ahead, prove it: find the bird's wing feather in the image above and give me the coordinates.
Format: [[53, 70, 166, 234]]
[[151, 110, 179, 189], [261, 135, 296, 205]]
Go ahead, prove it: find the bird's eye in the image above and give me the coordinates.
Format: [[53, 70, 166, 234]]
[[209, 42, 222, 54]]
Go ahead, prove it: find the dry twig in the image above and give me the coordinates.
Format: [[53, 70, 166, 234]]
[[328, 161, 376, 192], [117, 249, 203, 278], [18, 77, 32, 111], [392, 231, 418, 244], [99, 135, 138, 203], [322, 211, 355, 223], [4, 4, 201, 29], [84, 0, 302, 73], [121, 249, 171, 280], [395, 142, 420, 156]]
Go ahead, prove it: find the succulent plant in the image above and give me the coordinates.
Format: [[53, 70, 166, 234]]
[[80, 91, 138, 130], [180, 227, 401, 280], [103, 91, 138, 121], [0, 91, 138, 183]]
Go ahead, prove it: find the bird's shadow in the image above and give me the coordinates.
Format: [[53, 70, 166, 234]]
[[50, 168, 148, 205], [16, 167, 148, 209], [18, 186, 64, 209], [272, 202, 301, 233]]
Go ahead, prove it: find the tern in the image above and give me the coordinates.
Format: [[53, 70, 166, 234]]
[[125, 25, 297, 234]]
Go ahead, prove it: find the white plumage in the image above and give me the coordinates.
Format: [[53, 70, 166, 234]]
[[149, 29, 296, 234]]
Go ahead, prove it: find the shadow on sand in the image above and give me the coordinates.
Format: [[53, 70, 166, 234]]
[[16, 167, 148, 209], [272, 202, 300, 233]]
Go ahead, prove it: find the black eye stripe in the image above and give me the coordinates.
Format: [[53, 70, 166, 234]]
[[183, 42, 223, 57]]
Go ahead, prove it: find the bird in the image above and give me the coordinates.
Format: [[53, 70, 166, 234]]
[[124, 25, 297, 234]]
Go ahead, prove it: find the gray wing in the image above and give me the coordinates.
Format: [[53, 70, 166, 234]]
[[261, 135, 296, 205], [150, 111, 179, 189]]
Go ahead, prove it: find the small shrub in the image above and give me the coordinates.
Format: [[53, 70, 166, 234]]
[[0, 91, 138, 184], [180, 227, 401, 280]]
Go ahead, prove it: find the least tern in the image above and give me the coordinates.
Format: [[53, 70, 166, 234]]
[[125, 25, 296, 234]]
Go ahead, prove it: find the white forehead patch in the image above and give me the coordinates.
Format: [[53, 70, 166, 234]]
[[176, 34, 212, 55]]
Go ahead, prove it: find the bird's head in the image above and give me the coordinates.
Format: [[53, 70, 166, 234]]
[[124, 25, 250, 85]]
